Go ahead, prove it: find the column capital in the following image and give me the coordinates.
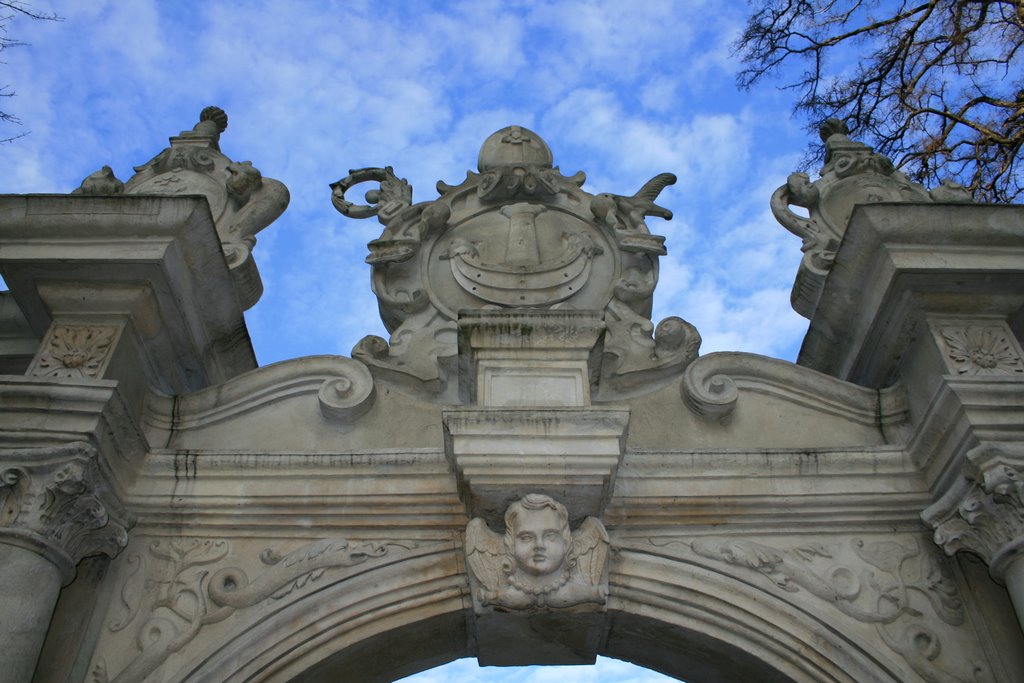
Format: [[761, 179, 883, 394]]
[[0, 441, 130, 583], [923, 443, 1024, 580]]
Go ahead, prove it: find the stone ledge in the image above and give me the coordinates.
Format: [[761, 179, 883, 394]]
[[443, 406, 629, 524]]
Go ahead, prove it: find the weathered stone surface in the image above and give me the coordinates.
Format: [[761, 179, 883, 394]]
[[772, 119, 958, 319], [74, 106, 289, 310], [444, 407, 628, 523], [1, 120, 1023, 683], [0, 194, 258, 398], [334, 126, 696, 401]]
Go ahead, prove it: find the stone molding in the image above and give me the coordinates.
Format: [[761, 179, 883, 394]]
[[681, 350, 908, 429], [608, 447, 929, 532], [0, 194, 258, 394], [143, 355, 376, 437], [902, 376, 1024, 496], [458, 309, 606, 407], [795, 202, 1024, 386], [443, 406, 629, 523], [0, 441, 130, 582], [924, 443, 1024, 580], [0, 376, 147, 488]]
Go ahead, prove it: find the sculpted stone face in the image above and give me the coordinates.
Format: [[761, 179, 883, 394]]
[[511, 507, 567, 576]]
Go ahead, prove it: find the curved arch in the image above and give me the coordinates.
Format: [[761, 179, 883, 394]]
[[151, 541, 913, 683], [607, 547, 908, 683]]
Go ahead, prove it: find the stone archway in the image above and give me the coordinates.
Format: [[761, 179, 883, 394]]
[[90, 538, 932, 683], [2, 114, 1023, 683]]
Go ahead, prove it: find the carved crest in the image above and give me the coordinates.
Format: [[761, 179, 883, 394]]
[[333, 125, 700, 398], [464, 494, 609, 611]]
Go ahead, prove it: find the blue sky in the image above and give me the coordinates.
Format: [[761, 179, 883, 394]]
[[4, 2, 815, 679], [3, 0, 814, 367]]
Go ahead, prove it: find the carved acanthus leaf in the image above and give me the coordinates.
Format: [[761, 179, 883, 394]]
[[688, 536, 962, 626], [924, 443, 1024, 579], [0, 442, 129, 578]]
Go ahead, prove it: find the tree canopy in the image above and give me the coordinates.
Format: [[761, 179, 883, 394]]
[[735, 0, 1024, 203]]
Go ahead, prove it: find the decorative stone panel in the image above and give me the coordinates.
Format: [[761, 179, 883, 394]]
[[27, 323, 122, 379], [933, 321, 1024, 377]]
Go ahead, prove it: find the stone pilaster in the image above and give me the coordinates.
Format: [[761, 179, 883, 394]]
[[924, 443, 1024, 632], [0, 441, 130, 683], [0, 440, 130, 583]]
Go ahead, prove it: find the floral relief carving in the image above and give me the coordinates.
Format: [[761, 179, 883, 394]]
[[939, 325, 1024, 376], [93, 536, 415, 683], [29, 324, 121, 379], [645, 535, 986, 683]]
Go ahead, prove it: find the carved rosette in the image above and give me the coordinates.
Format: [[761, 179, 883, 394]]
[[331, 125, 698, 399], [936, 323, 1024, 377], [924, 443, 1024, 579], [27, 323, 122, 379], [771, 119, 964, 319], [0, 442, 130, 582]]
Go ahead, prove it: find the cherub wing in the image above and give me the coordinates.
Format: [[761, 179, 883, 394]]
[[571, 517, 610, 586], [465, 518, 506, 592]]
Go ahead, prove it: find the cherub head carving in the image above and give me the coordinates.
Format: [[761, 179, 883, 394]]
[[466, 494, 609, 611], [504, 494, 571, 577]]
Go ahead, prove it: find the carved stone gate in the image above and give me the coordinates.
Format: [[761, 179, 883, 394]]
[[1, 111, 1023, 682]]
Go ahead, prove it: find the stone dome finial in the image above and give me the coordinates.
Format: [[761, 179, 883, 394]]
[[478, 125, 553, 172], [818, 118, 849, 142], [199, 106, 229, 134]]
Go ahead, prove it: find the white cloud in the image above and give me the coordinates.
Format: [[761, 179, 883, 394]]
[[4, 1, 815, 366]]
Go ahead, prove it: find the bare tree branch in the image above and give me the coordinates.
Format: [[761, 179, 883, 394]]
[[0, 1, 61, 143], [735, 0, 1024, 202]]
